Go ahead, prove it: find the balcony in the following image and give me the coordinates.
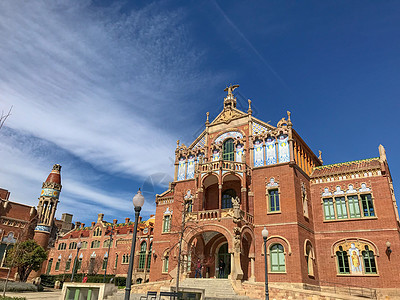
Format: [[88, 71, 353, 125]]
[[186, 209, 253, 224], [199, 160, 247, 174]]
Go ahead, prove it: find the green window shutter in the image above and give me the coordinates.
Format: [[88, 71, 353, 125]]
[[335, 197, 348, 219], [336, 248, 350, 274], [270, 244, 285, 272], [362, 246, 377, 274], [323, 198, 335, 220], [348, 195, 361, 218], [147, 244, 152, 269], [223, 139, 235, 161], [361, 194, 375, 217]]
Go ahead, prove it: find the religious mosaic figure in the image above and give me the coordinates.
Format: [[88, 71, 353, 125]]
[[348, 243, 363, 274]]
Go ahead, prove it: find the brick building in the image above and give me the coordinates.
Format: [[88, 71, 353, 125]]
[[0, 164, 74, 279], [148, 85, 400, 294], [46, 213, 155, 284]]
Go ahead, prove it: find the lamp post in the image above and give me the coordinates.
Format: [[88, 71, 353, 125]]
[[103, 225, 113, 283], [262, 227, 269, 300], [125, 189, 145, 300], [71, 241, 82, 282]]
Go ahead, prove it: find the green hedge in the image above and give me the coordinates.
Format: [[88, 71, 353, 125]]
[[0, 296, 27, 300], [40, 274, 127, 287], [0, 281, 42, 292]]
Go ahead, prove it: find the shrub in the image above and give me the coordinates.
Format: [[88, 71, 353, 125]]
[[0, 296, 27, 300], [114, 277, 126, 287], [40, 274, 126, 287], [0, 281, 40, 292]]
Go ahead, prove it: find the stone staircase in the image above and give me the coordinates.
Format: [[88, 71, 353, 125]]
[[178, 278, 257, 299]]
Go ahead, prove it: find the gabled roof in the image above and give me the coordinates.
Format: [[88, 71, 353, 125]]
[[311, 157, 381, 178]]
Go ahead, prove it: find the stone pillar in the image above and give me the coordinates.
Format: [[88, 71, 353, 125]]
[[218, 184, 222, 213], [249, 256, 255, 282]]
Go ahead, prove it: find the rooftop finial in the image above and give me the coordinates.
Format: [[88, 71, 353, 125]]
[[247, 99, 252, 114], [206, 112, 210, 125], [223, 84, 239, 109], [318, 150, 323, 164], [176, 140, 180, 149], [379, 144, 387, 162], [224, 84, 239, 98]]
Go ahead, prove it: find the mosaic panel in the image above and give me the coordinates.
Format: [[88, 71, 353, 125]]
[[177, 157, 186, 181], [186, 156, 195, 179], [252, 122, 269, 135], [193, 135, 206, 149], [215, 131, 243, 144], [236, 144, 244, 162], [254, 140, 264, 167], [278, 134, 290, 163], [266, 137, 277, 165]]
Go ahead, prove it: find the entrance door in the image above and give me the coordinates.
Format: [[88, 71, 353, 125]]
[[217, 243, 230, 278]]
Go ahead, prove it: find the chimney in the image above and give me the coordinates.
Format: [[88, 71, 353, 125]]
[[150, 214, 155, 218], [97, 213, 104, 222], [75, 221, 81, 229], [113, 219, 118, 225], [138, 216, 142, 222], [91, 222, 96, 227], [125, 218, 130, 224], [81, 223, 85, 229]]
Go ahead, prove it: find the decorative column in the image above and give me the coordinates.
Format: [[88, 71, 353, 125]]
[[249, 255, 256, 282]]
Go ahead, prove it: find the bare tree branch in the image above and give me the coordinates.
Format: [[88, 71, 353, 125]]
[[0, 106, 12, 130]]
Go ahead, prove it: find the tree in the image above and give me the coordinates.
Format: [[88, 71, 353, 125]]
[[5, 240, 47, 282], [0, 106, 12, 130], [165, 191, 206, 294]]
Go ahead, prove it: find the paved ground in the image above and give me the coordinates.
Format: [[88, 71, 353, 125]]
[[3, 289, 146, 300], [4, 289, 62, 299]]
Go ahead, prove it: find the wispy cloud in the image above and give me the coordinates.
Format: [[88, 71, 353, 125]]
[[0, 1, 218, 223]]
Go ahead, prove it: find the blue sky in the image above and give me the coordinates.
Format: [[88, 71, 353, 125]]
[[0, 1, 399, 225]]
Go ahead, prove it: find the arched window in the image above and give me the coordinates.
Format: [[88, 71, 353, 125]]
[[336, 246, 350, 274], [81, 241, 88, 249], [65, 255, 72, 271], [162, 215, 171, 233], [163, 255, 169, 273], [46, 259, 53, 275], [103, 240, 111, 248], [270, 244, 285, 272], [305, 242, 314, 277], [147, 243, 152, 270], [222, 189, 236, 209], [55, 257, 61, 271], [114, 254, 118, 268], [94, 227, 102, 236], [69, 242, 77, 250], [138, 242, 147, 270], [362, 246, 377, 274], [223, 139, 235, 161], [91, 240, 100, 248]]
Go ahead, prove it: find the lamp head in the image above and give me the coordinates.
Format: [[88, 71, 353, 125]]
[[133, 188, 145, 208], [77, 242, 82, 250], [386, 241, 391, 248], [261, 226, 269, 238]]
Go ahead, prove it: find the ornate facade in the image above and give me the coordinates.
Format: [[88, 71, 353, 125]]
[[149, 85, 400, 293], [46, 213, 155, 284]]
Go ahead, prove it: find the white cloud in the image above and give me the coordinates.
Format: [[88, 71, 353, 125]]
[[0, 1, 219, 223]]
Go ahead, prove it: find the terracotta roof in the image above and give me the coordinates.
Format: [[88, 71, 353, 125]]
[[311, 157, 381, 178], [45, 164, 61, 184]]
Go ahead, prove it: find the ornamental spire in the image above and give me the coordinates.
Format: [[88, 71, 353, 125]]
[[223, 84, 239, 109]]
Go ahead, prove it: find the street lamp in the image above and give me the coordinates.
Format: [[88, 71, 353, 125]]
[[103, 224, 114, 283], [125, 189, 145, 300], [262, 227, 269, 300], [71, 241, 82, 282]]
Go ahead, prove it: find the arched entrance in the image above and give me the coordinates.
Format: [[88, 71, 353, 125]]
[[187, 231, 232, 279], [217, 243, 231, 278]]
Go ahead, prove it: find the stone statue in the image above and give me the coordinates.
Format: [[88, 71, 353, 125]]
[[224, 84, 239, 97], [232, 196, 241, 223]]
